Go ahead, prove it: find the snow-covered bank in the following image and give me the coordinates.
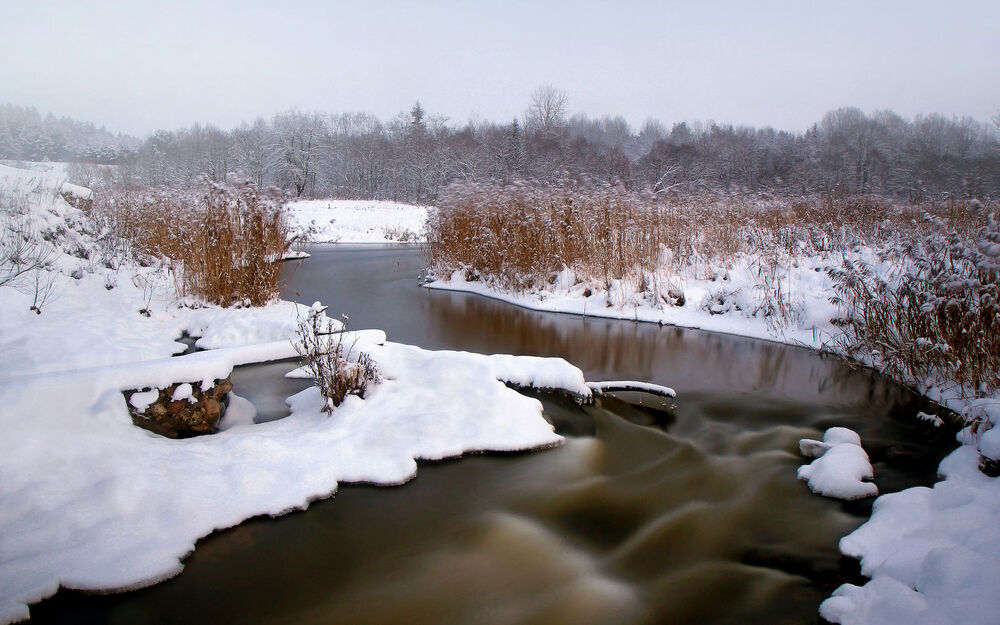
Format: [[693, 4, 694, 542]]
[[425, 259, 841, 349], [820, 442, 1000, 625], [285, 199, 428, 243], [0, 165, 591, 624]]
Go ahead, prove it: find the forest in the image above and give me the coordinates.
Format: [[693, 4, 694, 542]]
[[2, 87, 998, 202]]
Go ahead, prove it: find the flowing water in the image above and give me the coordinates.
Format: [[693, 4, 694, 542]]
[[30, 245, 957, 625]]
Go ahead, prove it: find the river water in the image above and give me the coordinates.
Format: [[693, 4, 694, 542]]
[[30, 245, 956, 625]]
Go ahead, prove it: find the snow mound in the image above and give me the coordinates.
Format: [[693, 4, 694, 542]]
[[964, 399, 1000, 461], [820, 445, 1000, 625], [285, 199, 429, 244], [0, 336, 586, 624], [797, 427, 877, 500]]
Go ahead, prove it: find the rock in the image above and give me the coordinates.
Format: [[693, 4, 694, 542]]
[[666, 287, 685, 307], [979, 454, 1000, 478], [124, 376, 233, 438]]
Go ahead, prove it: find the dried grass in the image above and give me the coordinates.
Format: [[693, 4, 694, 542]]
[[92, 177, 290, 306]]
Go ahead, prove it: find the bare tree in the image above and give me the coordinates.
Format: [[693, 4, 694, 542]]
[[526, 84, 568, 136]]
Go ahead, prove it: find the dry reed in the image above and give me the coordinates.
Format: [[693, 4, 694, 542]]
[[92, 177, 290, 306]]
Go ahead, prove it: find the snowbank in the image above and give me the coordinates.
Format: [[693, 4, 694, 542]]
[[0, 335, 585, 624], [820, 445, 1000, 625], [0, 162, 90, 201], [285, 199, 429, 244], [797, 427, 878, 500], [425, 258, 842, 348]]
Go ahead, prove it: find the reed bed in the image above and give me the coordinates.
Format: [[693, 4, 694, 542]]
[[92, 177, 290, 307]]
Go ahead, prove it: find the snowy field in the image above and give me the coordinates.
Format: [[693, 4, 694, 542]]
[[285, 199, 428, 244], [0, 166, 586, 624]]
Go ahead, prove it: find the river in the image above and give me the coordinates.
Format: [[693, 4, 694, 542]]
[[29, 244, 956, 625]]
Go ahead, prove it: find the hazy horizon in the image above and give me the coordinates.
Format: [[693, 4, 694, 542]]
[[2, 0, 998, 137]]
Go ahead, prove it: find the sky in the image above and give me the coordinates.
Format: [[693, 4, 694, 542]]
[[1, 0, 998, 137]]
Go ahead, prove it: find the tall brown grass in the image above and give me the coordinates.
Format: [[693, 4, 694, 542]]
[[92, 177, 290, 306], [830, 201, 1000, 397], [428, 181, 943, 288]]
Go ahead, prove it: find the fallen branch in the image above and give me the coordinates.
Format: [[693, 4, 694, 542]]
[[586, 380, 677, 398]]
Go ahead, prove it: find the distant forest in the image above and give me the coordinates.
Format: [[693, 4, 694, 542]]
[[2, 90, 999, 202]]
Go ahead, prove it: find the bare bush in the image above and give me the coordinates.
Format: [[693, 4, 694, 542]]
[[295, 306, 380, 412], [1, 187, 55, 290]]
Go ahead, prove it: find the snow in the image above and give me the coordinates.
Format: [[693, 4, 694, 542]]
[[797, 427, 878, 500], [820, 445, 1000, 625], [217, 392, 257, 430], [128, 389, 159, 411], [4, 163, 1000, 625], [425, 255, 843, 348], [285, 199, 429, 244], [0, 337, 579, 624], [0, 164, 591, 624], [965, 399, 1000, 461], [171, 383, 194, 402], [0, 162, 90, 201]]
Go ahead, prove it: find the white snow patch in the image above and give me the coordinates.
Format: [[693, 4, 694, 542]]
[[171, 383, 194, 402], [128, 389, 159, 411], [218, 392, 257, 431], [797, 427, 877, 500], [587, 380, 677, 398], [425, 255, 840, 348]]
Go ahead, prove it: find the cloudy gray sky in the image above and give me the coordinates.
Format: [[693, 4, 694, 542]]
[[2, 0, 998, 136]]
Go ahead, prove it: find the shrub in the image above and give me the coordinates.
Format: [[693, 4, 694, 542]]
[[294, 306, 380, 413]]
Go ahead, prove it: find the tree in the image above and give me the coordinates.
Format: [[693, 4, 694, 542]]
[[272, 112, 327, 197], [526, 84, 568, 136]]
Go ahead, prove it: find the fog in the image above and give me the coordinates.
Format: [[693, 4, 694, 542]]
[[2, 0, 998, 135]]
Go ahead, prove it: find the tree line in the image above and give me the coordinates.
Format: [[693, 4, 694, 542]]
[[2, 88, 998, 201]]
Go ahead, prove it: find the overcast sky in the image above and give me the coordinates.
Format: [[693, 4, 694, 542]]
[[2, 0, 998, 137]]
